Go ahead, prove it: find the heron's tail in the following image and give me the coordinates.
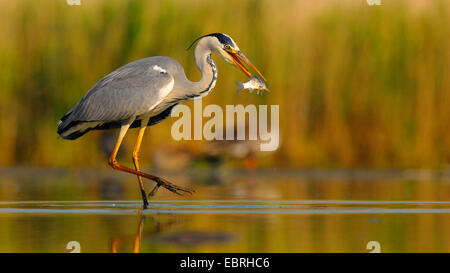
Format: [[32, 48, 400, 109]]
[[57, 111, 92, 140]]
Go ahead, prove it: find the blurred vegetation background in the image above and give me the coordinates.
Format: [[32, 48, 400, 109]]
[[0, 0, 449, 169]]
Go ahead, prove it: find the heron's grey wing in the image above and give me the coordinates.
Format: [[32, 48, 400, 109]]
[[69, 62, 174, 123]]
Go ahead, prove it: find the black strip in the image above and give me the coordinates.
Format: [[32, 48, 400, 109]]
[[0, 253, 441, 272]]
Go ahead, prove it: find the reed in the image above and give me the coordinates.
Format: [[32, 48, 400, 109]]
[[0, 0, 449, 168]]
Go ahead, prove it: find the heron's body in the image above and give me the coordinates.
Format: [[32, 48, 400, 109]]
[[57, 33, 265, 209], [58, 55, 217, 139]]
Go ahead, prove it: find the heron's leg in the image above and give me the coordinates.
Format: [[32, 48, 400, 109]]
[[108, 124, 195, 196], [132, 119, 150, 208]]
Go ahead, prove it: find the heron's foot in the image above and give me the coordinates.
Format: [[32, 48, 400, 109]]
[[153, 177, 195, 196], [108, 160, 194, 196]]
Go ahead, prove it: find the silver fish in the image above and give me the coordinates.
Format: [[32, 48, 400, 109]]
[[235, 76, 269, 95]]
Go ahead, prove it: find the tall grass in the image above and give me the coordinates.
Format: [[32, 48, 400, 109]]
[[0, 0, 449, 168]]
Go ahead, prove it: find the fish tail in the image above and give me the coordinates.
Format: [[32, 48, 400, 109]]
[[235, 81, 244, 93]]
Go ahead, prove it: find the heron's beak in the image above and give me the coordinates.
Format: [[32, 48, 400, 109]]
[[227, 50, 266, 82]]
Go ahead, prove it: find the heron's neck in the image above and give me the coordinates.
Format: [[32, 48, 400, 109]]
[[190, 46, 217, 97]]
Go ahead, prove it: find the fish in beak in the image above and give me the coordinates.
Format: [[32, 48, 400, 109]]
[[226, 50, 266, 82]]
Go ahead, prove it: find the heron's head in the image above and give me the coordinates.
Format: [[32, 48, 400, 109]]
[[188, 33, 266, 81]]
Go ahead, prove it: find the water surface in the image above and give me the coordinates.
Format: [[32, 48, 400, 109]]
[[0, 168, 449, 252]]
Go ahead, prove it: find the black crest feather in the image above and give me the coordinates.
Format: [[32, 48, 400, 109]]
[[187, 33, 234, 50]]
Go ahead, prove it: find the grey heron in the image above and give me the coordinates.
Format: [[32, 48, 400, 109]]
[[57, 33, 266, 208]]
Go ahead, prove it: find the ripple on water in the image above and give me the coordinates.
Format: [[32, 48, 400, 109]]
[[0, 200, 449, 215]]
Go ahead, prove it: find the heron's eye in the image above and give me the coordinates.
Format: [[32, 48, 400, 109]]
[[224, 44, 231, 51]]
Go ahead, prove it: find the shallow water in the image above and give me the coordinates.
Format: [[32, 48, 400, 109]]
[[0, 168, 449, 252]]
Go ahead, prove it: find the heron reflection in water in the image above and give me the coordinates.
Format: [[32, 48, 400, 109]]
[[110, 215, 176, 253], [57, 33, 266, 208], [110, 215, 234, 253]]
